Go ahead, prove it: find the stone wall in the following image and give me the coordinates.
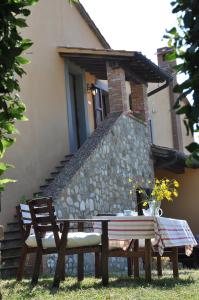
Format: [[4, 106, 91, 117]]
[[43, 112, 154, 275]]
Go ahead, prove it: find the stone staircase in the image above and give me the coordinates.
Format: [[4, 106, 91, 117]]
[[0, 154, 74, 279]]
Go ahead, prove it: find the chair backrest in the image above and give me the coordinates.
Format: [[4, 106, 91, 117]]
[[16, 203, 32, 240], [28, 197, 60, 249]]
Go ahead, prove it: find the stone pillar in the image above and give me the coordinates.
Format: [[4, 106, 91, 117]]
[[106, 61, 128, 113], [130, 81, 148, 123]]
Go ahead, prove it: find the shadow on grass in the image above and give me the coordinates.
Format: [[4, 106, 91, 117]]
[[1, 273, 195, 296]]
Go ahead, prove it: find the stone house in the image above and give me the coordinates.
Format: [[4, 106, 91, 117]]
[[0, 0, 178, 277]]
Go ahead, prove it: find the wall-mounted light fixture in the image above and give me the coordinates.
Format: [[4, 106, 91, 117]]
[[87, 83, 98, 96]]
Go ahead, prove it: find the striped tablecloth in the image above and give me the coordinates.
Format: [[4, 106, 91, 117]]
[[93, 216, 197, 256]]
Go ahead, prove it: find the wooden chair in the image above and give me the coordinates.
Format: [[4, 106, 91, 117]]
[[28, 197, 109, 287], [16, 203, 37, 281]]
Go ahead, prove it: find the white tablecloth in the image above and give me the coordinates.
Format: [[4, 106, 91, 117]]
[[93, 216, 197, 256]]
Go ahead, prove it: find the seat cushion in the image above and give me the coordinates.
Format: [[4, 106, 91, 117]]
[[25, 232, 101, 249]]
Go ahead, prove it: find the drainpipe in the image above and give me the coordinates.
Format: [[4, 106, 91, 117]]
[[147, 79, 171, 98]]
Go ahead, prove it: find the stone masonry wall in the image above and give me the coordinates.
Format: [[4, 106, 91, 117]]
[[43, 113, 154, 275]]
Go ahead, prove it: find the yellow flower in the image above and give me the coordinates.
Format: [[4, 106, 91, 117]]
[[174, 180, 179, 188], [173, 190, 178, 197], [128, 178, 133, 183], [143, 201, 148, 207], [155, 179, 160, 184]]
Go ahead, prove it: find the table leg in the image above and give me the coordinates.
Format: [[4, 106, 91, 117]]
[[172, 247, 179, 279], [157, 255, 162, 277], [133, 240, 139, 279], [145, 239, 151, 282]]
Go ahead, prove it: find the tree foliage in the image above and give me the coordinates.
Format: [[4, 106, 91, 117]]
[[165, 0, 199, 166]]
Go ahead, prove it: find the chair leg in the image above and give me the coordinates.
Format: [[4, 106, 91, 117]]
[[16, 245, 28, 281], [172, 247, 179, 279], [95, 253, 101, 278], [77, 253, 84, 281], [144, 239, 152, 282], [60, 257, 65, 281], [127, 258, 133, 277], [133, 240, 139, 279], [31, 250, 42, 285], [157, 255, 162, 277], [53, 252, 65, 288], [101, 221, 109, 286]]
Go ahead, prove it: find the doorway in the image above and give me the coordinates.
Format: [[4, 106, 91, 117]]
[[66, 64, 88, 154], [93, 87, 109, 128]]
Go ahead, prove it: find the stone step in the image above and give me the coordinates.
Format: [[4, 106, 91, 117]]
[[1, 239, 23, 250], [33, 192, 43, 197], [7, 222, 19, 231], [0, 265, 32, 279], [40, 184, 49, 190], [1, 257, 20, 267], [65, 154, 74, 159], [2, 255, 21, 262], [56, 165, 64, 170], [60, 159, 70, 164], [4, 230, 21, 240], [50, 171, 60, 176], [1, 246, 22, 257], [45, 178, 54, 183]]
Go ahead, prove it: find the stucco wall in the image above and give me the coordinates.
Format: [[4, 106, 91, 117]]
[[0, 0, 105, 226], [156, 168, 199, 234], [148, 83, 173, 148]]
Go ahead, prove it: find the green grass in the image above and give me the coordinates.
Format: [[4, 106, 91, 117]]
[[0, 270, 199, 300]]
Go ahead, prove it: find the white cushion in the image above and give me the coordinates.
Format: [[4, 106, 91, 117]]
[[139, 238, 157, 247], [25, 232, 101, 249]]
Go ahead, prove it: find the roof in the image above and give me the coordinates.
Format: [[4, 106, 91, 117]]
[[74, 2, 110, 49], [151, 144, 186, 174], [58, 47, 172, 84]]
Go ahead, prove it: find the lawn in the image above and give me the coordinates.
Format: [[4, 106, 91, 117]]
[[0, 269, 199, 300]]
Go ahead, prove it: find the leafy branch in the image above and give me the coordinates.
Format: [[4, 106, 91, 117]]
[[164, 0, 199, 166]]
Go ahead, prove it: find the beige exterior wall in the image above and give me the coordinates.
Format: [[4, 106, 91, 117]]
[[156, 168, 199, 234], [0, 0, 105, 226], [148, 83, 173, 148], [180, 114, 194, 154], [148, 83, 194, 152]]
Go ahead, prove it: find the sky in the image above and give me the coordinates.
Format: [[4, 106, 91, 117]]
[[81, 0, 177, 64]]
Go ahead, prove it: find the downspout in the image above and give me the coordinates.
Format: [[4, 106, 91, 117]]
[[147, 79, 172, 97]]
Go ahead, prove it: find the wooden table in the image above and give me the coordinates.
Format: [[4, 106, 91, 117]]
[[93, 216, 197, 281]]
